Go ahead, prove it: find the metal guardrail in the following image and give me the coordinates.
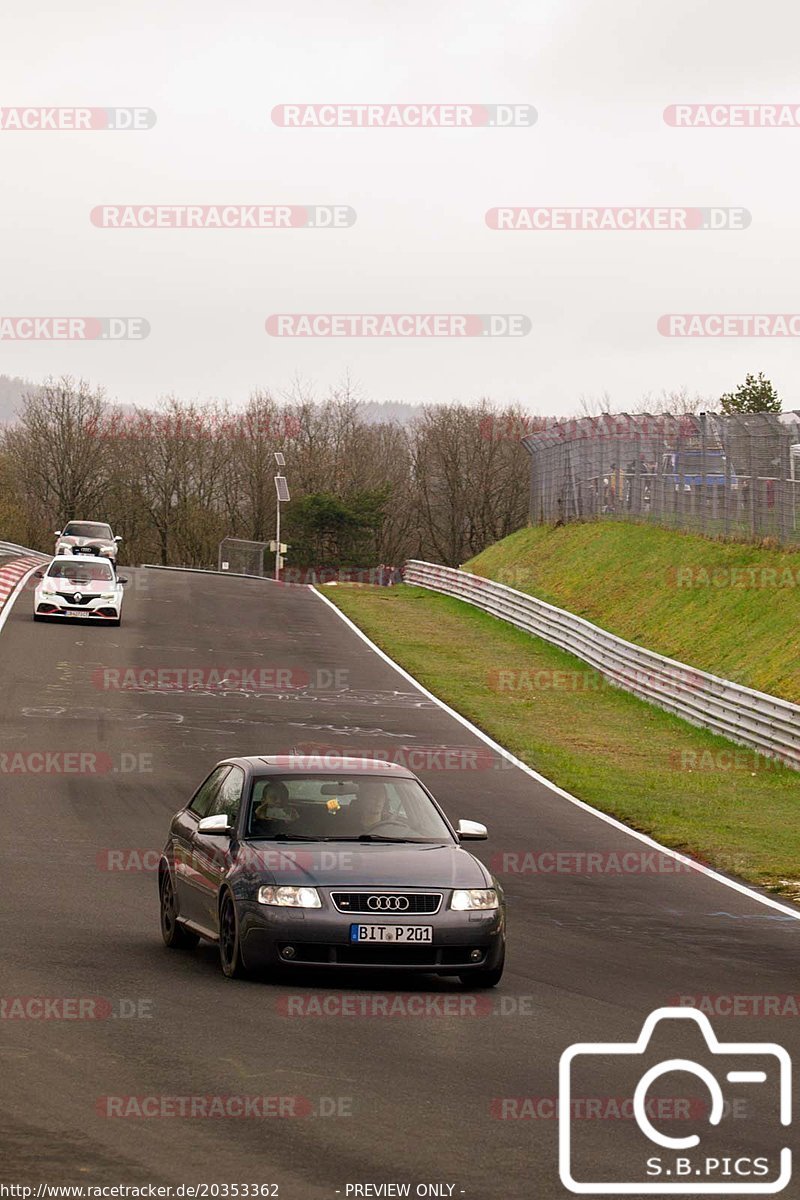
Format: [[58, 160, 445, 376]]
[[403, 560, 800, 770], [0, 540, 47, 560]]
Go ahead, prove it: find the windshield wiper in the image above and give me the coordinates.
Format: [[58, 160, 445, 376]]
[[250, 833, 334, 842], [330, 835, 446, 844]]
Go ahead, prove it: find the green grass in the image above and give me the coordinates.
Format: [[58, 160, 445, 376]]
[[466, 522, 800, 701], [327, 583, 800, 900]]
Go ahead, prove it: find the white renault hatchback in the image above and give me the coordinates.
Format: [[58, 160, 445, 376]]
[[32, 557, 127, 626]]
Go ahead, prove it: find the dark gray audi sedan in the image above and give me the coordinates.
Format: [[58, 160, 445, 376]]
[[158, 756, 505, 986]]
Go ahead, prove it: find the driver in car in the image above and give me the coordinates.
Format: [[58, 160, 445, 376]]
[[250, 781, 296, 833], [346, 779, 390, 833]]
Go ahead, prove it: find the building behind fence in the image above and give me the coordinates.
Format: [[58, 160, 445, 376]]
[[522, 411, 800, 544]]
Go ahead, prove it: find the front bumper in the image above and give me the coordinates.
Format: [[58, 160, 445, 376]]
[[35, 597, 121, 620], [238, 898, 505, 974], [57, 545, 117, 559]]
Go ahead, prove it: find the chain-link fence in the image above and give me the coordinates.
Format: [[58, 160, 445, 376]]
[[217, 537, 270, 576], [522, 411, 800, 544]]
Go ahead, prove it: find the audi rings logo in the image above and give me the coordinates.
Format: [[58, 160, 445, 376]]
[[366, 895, 410, 911]]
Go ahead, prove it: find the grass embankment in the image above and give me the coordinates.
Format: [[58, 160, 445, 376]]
[[467, 523, 800, 702], [327, 584, 800, 900]]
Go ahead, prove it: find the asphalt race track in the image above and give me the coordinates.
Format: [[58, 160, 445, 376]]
[[0, 567, 797, 1198]]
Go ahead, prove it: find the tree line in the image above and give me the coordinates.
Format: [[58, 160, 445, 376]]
[[0, 377, 535, 569]]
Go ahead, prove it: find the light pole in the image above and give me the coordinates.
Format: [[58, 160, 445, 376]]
[[273, 452, 289, 580]]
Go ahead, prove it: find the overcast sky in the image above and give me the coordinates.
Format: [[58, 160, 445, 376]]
[[2, 0, 800, 417]]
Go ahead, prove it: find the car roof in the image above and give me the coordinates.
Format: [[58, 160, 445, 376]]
[[219, 755, 416, 778]]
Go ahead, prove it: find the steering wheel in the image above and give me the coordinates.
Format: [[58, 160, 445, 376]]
[[366, 818, 412, 833]]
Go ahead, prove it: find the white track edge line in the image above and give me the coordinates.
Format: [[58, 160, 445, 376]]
[[311, 585, 800, 923]]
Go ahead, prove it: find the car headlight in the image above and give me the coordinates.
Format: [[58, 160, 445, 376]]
[[41, 585, 57, 595], [100, 593, 116, 600], [258, 885, 322, 908], [451, 888, 498, 911]]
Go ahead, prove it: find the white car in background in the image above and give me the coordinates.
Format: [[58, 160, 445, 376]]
[[54, 521, 122, 563], [33, 557, 128, 626]]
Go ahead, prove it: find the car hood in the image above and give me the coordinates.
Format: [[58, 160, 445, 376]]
[[41, 578, 114, 592], [236, 840, 491, 888]]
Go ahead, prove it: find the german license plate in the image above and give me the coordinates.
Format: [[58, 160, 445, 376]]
[[350, 924, 433, 943]]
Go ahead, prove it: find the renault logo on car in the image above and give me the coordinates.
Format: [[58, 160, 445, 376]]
[[367, 895, 410, 911]]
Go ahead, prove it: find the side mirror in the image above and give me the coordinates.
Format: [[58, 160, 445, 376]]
[[114, 535, 123, 542], [54, 530, 62, 537], [457, 819, 488, 840], [117, 577, 129, 585], [197, 814, 232, 836], [32, 570, 43, 579]]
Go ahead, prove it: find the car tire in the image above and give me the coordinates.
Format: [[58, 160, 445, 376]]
[[458, 952, 505, 989], [33, 615, 44, 622], [219, 892, 249, 979], [160, 870, 199, 950], [111, 618, 121, 627]]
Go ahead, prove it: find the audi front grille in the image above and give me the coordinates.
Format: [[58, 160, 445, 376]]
[[330, 892, 443, 915]]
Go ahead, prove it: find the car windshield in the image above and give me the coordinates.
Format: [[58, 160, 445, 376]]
[[246, 774, 454, 843], [46, 561, 115, 582], [62, 522, 113, 539]]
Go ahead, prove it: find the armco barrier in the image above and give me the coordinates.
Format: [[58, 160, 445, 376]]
[[0, 540, 47, 561], [403, 560, 800, 770]]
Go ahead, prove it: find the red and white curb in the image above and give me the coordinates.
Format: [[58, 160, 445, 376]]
[[0, 556, 45, 612]]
